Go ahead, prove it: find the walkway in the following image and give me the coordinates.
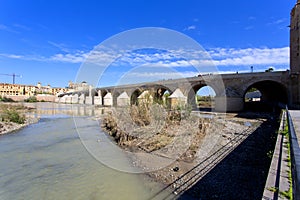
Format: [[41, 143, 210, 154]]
[[290, 110, 300, 143]]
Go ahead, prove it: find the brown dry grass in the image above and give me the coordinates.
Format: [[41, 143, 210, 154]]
[[101, 104, 211, 161]]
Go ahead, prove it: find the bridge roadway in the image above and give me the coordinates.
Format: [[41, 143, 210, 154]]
[[57, 70, 299, 112]]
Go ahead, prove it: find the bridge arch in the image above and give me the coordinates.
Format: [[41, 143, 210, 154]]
[[130, 88, 143, 105], [188, 83, 217, 110], [243, 80, 288, 111], [153, 85, 173, 104]]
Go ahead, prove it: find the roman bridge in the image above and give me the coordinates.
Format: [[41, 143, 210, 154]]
[[56, 70, 300, 112]]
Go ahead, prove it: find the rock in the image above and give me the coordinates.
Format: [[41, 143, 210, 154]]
[[173, 166, 179, 172]]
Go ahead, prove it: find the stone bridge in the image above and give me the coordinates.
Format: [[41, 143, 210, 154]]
[[55, 70, 300, 112]]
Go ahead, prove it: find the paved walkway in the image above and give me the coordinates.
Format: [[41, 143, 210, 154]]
[[263, 112, 291, 200], [290, 110, 300, 144]]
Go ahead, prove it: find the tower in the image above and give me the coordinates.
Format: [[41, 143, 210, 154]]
[[290, 0, 300, 107], [290, 0, 300, 74]]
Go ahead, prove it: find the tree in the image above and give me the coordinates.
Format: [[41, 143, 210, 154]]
[[265, 67, 274, 72]]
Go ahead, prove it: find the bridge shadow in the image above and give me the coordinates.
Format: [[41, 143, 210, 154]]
[[198, 107, 213, 112], [244, 102, 284, 113], [147, 113, 279, 200], [177, 114, 279, 200]]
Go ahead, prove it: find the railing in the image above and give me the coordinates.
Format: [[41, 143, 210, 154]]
[[286, 107, 300, 200]]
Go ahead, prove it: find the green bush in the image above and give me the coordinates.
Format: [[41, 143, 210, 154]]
[[0, 97, 15, 102], [1, 108, 25, 124], [24, 96, 38, 103]]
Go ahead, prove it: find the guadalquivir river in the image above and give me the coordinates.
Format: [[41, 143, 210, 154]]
[[0, 103, 171, 200]]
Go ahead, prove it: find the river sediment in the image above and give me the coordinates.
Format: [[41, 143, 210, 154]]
[[100, 105, 275, 198], [0, 103, 38, 136]]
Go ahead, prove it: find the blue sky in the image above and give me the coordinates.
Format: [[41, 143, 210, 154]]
[[0, 0, 294, 88]]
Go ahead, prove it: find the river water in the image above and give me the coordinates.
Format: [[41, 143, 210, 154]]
[[0, 103, 172, 200]]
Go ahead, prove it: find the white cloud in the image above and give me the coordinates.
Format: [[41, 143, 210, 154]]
[[183, 25, 197, 31], [48, 41, 71, 53], [186, 25, 196, 30], [0, 24, 8, 30], [208, 47, 289, 66], [50, 53, 87, 63], [0, 53, 24, 59], [13, 24, 30, 31], [0, 46, 289, 73], [244, 26, 254, 30], [0, 24, 18, 33], [268, 18, 287, 25]]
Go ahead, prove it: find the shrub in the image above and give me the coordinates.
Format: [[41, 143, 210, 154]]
[[1, 108, 25, 124], [24, 96, 38, 103], [0, 97, 15, 102], [130, 104, 151, 126]]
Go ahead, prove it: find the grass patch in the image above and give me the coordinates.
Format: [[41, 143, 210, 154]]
[[267, 186, 278, 193], [278, 113, 293, 200], [0, 105, 26, 124]]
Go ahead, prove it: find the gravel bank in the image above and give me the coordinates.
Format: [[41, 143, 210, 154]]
[[0, 103, 39, 136], [0, 117, 39, 136]]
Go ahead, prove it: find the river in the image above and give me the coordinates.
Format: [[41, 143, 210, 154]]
[[0, 103, 172, 200]]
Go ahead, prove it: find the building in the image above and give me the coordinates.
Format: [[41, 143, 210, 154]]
[[291, 0, 300, 74], [0, 83, 36, 96], [290, 0, 300, 105], [66, 81, 90, 92], [0, 82, 68, 97]]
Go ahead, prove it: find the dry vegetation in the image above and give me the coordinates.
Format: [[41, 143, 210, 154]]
[[101, 101, 263, 188], [101, 103, 212, 161], [0, 103, 37, 135]]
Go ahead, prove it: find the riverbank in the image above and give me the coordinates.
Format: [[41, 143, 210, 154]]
[[100, 105, 272, 196], [0, 103, 38, 136]]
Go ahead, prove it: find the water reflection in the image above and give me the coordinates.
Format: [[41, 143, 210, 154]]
[[23, 102, 107, 118]]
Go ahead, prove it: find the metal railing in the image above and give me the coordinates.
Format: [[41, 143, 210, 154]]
[[286, 107, 300, 200]]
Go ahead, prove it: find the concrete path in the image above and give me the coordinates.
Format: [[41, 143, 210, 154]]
[[263, 112, 291, 200], [290, 110, 300, 144]]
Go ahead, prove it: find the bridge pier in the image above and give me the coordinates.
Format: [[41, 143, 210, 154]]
[[85, 96, 93, 105], [55, 97, 60, 103], [85, 85, 94, 105], [79, 94, 85, 104], [103, 92, 113, 106], [168, 88, 187, 109], [94, 90, 102, 105], [117, 92, 130, 106], [72, 94, 79, 104], [60, 96, 66, 103], [65, 95, 72, 104]]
